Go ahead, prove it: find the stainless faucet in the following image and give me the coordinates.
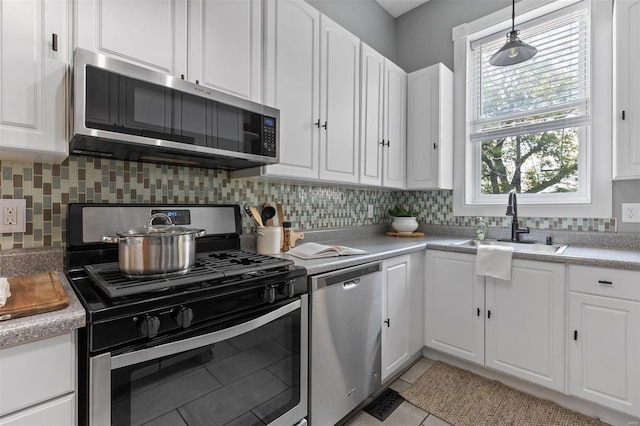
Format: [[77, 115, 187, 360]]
[[505, 189, 530, 242]]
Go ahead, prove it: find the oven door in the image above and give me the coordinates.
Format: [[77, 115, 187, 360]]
[[89, 296, 307, 426]]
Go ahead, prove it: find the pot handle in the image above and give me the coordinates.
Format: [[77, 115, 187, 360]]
[[146, 213, 173, 228], [102, 236, 122, 244], [195, 229, 206, 238]]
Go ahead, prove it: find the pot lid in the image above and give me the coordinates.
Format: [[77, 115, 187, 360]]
[[115, 212, 201, 237], [116, 224, 199, 237]]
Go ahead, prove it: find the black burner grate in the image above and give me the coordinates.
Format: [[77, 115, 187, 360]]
[[85, 250, 294, 298]]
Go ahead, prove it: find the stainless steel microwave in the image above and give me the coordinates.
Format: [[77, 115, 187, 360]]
[[70, 48, 279, 170]]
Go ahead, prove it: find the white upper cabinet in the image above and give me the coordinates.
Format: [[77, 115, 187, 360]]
[[406, 63, 453, 190], [189, 0, 261, 102], [260, 0, 320, 179], [0, 0, 69, 163], [75, 0, 187, 77], [614, 0, 640, 179], [246, 0, 361, 184], [358, 44, 406, 188], [318, 14, 360, 184], [359, 44, 385, 186], [382, 59, 406, 189]]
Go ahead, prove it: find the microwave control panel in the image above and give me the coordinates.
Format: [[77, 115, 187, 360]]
[[263, 117, 277, 157]]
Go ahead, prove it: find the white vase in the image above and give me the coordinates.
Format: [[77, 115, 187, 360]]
[[391, 217, 419, 234]]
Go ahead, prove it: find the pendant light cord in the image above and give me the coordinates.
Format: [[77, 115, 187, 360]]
[[511, 0, 516, 32]]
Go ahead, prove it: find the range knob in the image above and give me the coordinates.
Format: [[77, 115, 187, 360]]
[[139, 315, 161, 338], [282, 280, 295, 298], [175, 306, 194, 328], [262, 286, 277, 303]]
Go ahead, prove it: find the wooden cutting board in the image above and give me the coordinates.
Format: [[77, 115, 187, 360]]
[[0, 272, 69, 321]]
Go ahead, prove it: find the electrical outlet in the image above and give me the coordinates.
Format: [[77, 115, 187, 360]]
[[622, 203, 640, 223], [0, 199, 26, 233], [367, 204, 374, 219]]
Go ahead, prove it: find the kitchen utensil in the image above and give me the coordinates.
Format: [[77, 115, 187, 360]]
[[250, 207, 265, 227], [256, 227, 282, 255], [243, 203, 264, 228], [262, 206, 276, 225], [0, 272, 69, 321], [102, 213, 206, 278], [276, 203, 285, 249]]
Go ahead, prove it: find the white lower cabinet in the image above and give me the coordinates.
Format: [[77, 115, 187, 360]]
[[568, 265, 640, 417], [381, 252, 424, 382], [485, 260, 565, 392], [0, 332, 76, 425], [425, 250, 484, 364], [425, 250, 565, 392]]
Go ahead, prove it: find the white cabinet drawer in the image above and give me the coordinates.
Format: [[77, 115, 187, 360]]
[[569, 265, 640, 301], [0, 394, 75, 426], [0, 333, 75, 416]]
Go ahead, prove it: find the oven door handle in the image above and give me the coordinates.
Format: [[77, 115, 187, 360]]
[[110, 299, 300, 369]]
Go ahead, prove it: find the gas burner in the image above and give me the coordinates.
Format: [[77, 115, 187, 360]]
[[84, 250, 295, 298]]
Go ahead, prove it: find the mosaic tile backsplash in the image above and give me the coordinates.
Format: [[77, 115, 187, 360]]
[[0, 157, 617, 249]]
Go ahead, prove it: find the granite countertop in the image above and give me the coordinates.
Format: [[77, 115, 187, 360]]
[[280, 232, 640, 275], [0, 272, 86, 349], [5, 225, 640, 349]]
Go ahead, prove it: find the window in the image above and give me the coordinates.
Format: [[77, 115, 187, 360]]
[[452, 0, 612, 218]]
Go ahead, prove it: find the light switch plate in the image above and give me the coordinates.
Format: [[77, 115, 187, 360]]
[[0, 199, 26, 233]]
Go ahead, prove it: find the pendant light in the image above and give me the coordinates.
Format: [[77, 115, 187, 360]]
[[489, 0, 537, 66]]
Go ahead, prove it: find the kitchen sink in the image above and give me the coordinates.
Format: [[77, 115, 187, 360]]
[[453, 239, 568, 254]]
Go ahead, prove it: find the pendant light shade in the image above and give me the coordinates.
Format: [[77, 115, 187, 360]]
[[489, 0, 537, 66]]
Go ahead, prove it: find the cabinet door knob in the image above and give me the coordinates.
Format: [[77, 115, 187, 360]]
[[52, 33, 58, 52]]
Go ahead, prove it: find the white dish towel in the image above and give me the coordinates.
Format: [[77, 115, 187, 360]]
[[475, 245, 514, 281], [0, 277, 11, 307]]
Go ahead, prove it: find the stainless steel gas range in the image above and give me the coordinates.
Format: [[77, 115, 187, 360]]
[[66, 204, 308, 426]]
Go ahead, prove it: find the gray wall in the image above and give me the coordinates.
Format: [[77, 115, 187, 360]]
[[395, 0, 505, 72], [306, 0, 396, 60]]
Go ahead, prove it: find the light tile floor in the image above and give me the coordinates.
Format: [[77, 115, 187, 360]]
[[345, 357, 454, 426]]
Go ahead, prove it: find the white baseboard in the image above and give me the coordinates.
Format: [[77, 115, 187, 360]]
[[422, 347, 639, 426]]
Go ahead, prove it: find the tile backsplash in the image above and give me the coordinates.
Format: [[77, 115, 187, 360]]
[[0, 157, 617, 249]]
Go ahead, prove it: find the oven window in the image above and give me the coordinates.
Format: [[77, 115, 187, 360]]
[[111, 310, 301, 426]]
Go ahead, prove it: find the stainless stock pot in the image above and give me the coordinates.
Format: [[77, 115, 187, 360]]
[[102, 213, 206, 278]]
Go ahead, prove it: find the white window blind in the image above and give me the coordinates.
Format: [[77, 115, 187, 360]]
[[470, 3, 591, 142]]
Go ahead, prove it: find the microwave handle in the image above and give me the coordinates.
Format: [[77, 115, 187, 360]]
[[110, 299, 300, 369]]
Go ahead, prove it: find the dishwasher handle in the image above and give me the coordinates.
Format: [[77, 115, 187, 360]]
[[311, 262, 381, 290], [342, 278, 360, 289]]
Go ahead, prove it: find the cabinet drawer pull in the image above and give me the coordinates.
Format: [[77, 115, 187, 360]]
[[477, 308, 480, 317], [597, 280, 613, 285], [433, 142, 438, 149], [487, 310, 491, 319], [380, 139, 385, 145], [322, 121, 328, 129], [574, 330, 578, 341], [52, 33, 58, 52], [314, 119, 321, 128], [384, 318, 390, 327]]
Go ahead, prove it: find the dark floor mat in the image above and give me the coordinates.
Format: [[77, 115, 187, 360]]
[[364, 388, 405, 421]]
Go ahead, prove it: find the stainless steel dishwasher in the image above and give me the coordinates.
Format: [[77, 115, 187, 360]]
[[309, 262, 382, 426]]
